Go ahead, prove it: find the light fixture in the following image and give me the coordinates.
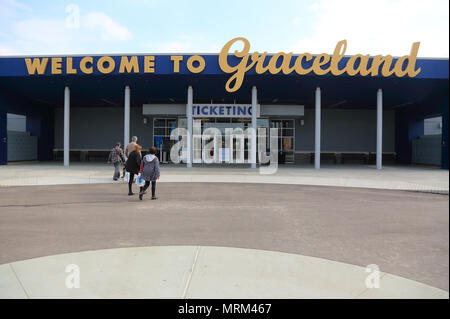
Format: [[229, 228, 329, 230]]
[[101, 98, 119, 106], [169, 98, 175, 102], [143, 117, 148, 125], [328, 100, 347, 108], [299, 119, 304, 126]]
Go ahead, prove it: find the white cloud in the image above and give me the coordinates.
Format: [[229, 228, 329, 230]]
[[13, 19, 68, 47], [0, 44, 17, 55], [83, 12, 132, 42], [292, 17, 301, 26], [0, 0, 30, 18], [2, 6, 133, 55], [147, 36, 221, 53], [291, 0, 449, 57]]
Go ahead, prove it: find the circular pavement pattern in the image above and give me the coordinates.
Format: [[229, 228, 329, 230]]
[[1, 246, 448, 299], [0, 182, 448, 295]]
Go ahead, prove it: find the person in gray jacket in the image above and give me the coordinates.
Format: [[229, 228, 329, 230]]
[[139, 146, 160, 200], [107, 142, 125, 181]]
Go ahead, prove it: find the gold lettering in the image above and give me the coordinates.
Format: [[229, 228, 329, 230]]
[[219, 37, 257, 92], [171, 56, 183, 73], [392, 42, 421, 77], [120, 56, 139, 73], [51, 57, 62, 74], [66, 57, 77, 74], [330, 40, 347, 75], [97, 56, 115, 74], [143, 56, 154, 73], [252, 52, 270, 74], [268, 52, 295, 74], [80, 57, 93, 74], [187, 55, 205, 73], [312, 54, 331, 75], [24, 58, 48, 75], [369, 55, 394, 76], [345, 54, 371, 76], [294, 53, 313, 75]]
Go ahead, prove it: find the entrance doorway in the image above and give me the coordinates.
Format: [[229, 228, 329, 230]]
[[270, 119, 295, 164], [153, 118, 178, 163], [193, 117, 269, 164], [152, 117, 273, 164]]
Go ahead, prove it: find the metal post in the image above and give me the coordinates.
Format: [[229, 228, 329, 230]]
[[251, 86, 258, 168], [376, 89, 383, 170], [64, 86, 70, 167], [315, 87, 321, 169], [187, 86, 193, 168], [124, 86, 130, 153]]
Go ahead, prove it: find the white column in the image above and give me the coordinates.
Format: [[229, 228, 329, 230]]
[[63, 86, 70, 167], [315, 87, 321, 169], [376, 89, 383, 170], [186, 86, 193, 168], [251, 86, 257, 169], [124, 85, 130, 153]]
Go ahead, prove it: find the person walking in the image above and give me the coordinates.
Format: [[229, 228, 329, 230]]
[[125, 144, 142, 195], [138, 146, 160, 200], [122, 136, 138, 179], [107, 142, 125, 181]]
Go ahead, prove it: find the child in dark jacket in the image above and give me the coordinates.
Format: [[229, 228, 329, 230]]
[[139, 146, 160, 200]]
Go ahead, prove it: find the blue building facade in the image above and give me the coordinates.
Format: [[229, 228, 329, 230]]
[[0, 43, 448, 168]]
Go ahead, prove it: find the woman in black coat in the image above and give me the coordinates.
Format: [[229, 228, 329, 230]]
[[125, 144, 142, 195]]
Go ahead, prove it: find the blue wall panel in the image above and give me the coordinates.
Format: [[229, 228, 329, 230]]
[[0, 55, 448, 79], [0, 92, 54, 163], [395, 95, 448, 168], [441, 100, 449, 169], [0, 99, 6, 165]]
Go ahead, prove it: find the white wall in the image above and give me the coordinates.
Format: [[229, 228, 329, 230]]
[[7, 113, 26, 132]]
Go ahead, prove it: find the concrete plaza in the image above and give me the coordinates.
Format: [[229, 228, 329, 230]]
[[0, 162, 448, 193], [0, 163, 448, 298]]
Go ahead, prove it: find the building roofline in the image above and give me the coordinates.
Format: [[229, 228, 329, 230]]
[[0, 53, 448, 61]]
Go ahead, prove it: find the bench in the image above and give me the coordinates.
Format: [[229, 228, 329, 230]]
[[310, 152, 338, 164], [53, 149, 154, 162], [294, 151, 397, 165], [338, 152, 370, 164], [368, 152, 397, 164], [53, 149, 111, 162]]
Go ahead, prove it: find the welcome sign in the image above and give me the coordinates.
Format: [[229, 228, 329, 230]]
[[22, 37, 422, 93]]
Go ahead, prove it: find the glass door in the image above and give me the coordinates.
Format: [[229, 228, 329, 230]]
[[153, 118, 177, 163], [270, 119, 295, 164]]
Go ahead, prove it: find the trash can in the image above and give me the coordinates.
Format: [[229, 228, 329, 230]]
[[278, 151, 286, 164]]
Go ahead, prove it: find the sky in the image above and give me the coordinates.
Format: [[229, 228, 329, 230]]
[[0, 0, 448, 57]]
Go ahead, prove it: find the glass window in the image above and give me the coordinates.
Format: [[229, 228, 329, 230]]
[[154, 119, 166, 127], [282, 128, 294, 137], [258, 118, 269, 127], [270, 119, 295, 163], [154, 127, 166, 136], [178, 118, 187, 128], [282, 137, 293, 151], [282, 120, 294, 128]]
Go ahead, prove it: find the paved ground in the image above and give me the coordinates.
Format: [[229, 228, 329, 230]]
[[1, 246, 447, 299], [0, 182, 448, 291], [1, 162, 448, 194]]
